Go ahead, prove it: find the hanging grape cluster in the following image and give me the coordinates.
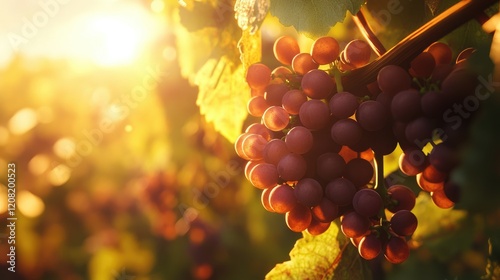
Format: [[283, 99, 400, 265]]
[[235, 35, 479, 263]]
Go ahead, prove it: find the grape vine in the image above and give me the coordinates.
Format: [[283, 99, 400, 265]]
[[235, 0, 499, 271]]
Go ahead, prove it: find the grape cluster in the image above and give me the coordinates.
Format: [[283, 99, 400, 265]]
[[236, 35, 478, 263]]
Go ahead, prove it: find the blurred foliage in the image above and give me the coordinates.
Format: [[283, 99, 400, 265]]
[[0, 0, 499, 280]]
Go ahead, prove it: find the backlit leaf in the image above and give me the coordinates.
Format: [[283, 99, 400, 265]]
[[269, 0, 365, 37], [265, 222, 371, 280], [195, 56, 250, 143], [238, 28, 262, 74]]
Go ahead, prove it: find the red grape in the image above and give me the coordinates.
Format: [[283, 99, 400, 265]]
[[246, 63, 271, 89], [310, 36, 340, 65], [274, 36, 300, 66]]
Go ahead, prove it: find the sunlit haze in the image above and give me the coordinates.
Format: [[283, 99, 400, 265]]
[[0, 0, 165, 67]]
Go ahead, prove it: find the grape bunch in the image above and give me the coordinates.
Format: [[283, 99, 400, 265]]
[[236, 35, 479, 264]]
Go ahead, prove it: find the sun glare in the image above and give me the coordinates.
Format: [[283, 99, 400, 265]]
[[74, 6, 160, 66]]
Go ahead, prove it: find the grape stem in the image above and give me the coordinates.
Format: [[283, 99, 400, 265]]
[[374, 153, 388, 221], [343, 0, 498, 95], [332, 65, 344, 93]]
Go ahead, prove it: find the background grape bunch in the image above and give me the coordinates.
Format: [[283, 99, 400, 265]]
[[236, 34, 481, 264]]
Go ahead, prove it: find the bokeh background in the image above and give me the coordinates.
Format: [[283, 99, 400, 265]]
[[0, 0, 302, 279], [0, 0, 499, 280]]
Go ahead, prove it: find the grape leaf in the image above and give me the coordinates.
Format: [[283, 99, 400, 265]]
[[269, 0, 365, 37], [195, 56, 250, 143], [174, 0, 253, 143], [238, 28, 262, 74], [235, 0, 270, 33], [265, 222, 371, 280]]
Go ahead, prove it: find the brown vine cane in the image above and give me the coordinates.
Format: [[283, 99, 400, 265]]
[[342, 0, 498, 96]]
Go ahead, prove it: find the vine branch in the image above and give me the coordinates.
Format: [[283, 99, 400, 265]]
[[343, 0, 498, 96]]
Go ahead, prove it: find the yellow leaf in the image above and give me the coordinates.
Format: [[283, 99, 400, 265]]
[[196, 56, 250, 143], [266, 222, 371, 280], [238, 28, 262, 75]]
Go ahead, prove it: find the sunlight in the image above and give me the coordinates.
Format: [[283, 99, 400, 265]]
[[73, 6, 161, 66]]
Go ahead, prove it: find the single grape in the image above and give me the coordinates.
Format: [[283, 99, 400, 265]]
[[292, 53, 319, 75], [330, 119, 363, 146], [416, 173, 444, 192], [325, 178, 357, 206], [285, 204, 312, 232], [316, 153, 346, 181], [310, 36, 340, 65], [377, 65, 412, 95], [425, 42, 452, 65], [307, 216, 331, 235], [356, 100, 389, 132], [277, 153, 307, 181], [387, 185, 416, 213], [269, 184, 297, 213], [273, 36, 300, 66], [264, 83, 289, 106], [404, 117, 437, 144], [409, 52, 436, 78], [329, 91, 359, 119], [247, 96, 269, 117], [311, 197, 339, 222], [285, 126, 314, 154], [282, 89, 307, 115], [358, 233, 382, 260], [249, 163, 279, 189], [299, 99, 331, 131], [431, 188, 454, 209], [262, 106, 290, 131], [384, 236, 410, 264], [341, 211, 371, 238], [391, 88, 422, 122], [294, 178, 323, 207], [246, 63, 272, 89], [344, 39, 371, 68], [398, 150, 427, 176], [301, 69, 335, 100], [344, 158, 374, 187], [242, 133, 267, 160], [353, 189, 383, 217], [263, 139, 290, 166], [390, 210, 418, 236]]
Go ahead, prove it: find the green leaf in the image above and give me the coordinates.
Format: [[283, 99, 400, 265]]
[[265, 222, 371, 280], [195, 56, 250, 143], [269, 0, 365, 37]]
